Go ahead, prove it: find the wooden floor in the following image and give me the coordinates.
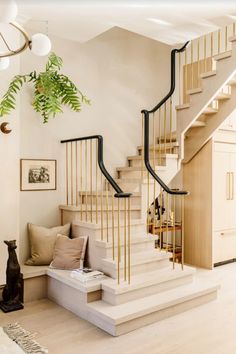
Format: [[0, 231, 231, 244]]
[[1, 263, 236, 354]]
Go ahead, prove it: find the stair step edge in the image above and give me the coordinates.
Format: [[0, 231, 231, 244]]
[[101, 265, 196, 294], [87, 279, 220, 325]]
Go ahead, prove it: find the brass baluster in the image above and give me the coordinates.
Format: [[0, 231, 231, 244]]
[[158, 108, 161, 165], [166, 193, 169, 253], [117, 198, 120, 284], [76, 141, 78, 206], [160, 189, 163, 250], [153, 112, 155, 169], [96, 139, 98, 223], [124, 198, 127, 281], [85, 140, 88, 221], [170, 97, 172, 152], [204, 35, 207, 72], [218, 29, 221, 54], [191, 40, 193, 89], [211, 32, 213, 58], [71, 142, 73, 205], [112, 192, 115, 260], [164, 102, 167, 155], [128, 197, 131, 284], [173, 195, 176, 269], [225, 25, 228, 52], [80, 141, 83, 220], [106, 180, 109, 242], [90, 140, 93, 222], [197, 38, 200, 88], [100, 171, 104, 240], [66, 143, 69, 205], [184, 45, 187, 103], [181, 196, 185, 270], [141, 113, 144, 180], [234, 22, 236, 36], [179, 51, 182, 104]]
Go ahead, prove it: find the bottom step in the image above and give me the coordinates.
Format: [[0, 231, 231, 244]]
[[87, 279, 219, 336]]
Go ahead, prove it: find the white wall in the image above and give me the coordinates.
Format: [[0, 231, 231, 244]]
[[0, 32, 20, 284], [19, 26, 172, 263]]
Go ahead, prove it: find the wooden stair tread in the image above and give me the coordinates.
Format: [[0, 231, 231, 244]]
[[191, 121, 206, 128], [186, 87, 202, 95], [200, 70, 217, 79], [203, 106, 218, 115], [213, 51, 232, 61], [116, 166, 166, 172], [229, 35, 236, 42], [175, 103, 190, 111], [127, 153, 178, 161]]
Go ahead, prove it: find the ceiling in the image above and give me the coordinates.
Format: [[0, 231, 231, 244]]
[[17, 0, 236, 45]]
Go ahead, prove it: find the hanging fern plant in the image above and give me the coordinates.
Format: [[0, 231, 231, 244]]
[[0, 53, 90, 123]]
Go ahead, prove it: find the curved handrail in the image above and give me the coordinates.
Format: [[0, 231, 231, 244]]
[[141, 42, 189, 196], [61, 135, 132, 198]]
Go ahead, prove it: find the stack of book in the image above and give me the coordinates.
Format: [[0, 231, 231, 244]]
[[70, 268, 105, 283]]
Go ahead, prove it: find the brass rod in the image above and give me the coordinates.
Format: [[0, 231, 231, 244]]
[[112, 193, 115, 260], [106, 181, 109, 243], [166, 193, 169, 253], [191, 40, 193, 89], [124, 198, 127, 281], [164, 102, 167, 155], [204, 35, 207, 72], [90, 140, 93, 222], [66, 143, 69, 205], [153, 180, 156, 235], [147, 162, 150, 231], [118, 198, 120, 284], [128, 198, 131, 284], [173, 195, 176, 269], [153, 112, 155, 169], [225, 25, 228, 52], [218, 29, 221, 54], [158, 108, 161, 165], [160, 189, 163, 249], [197, 38, 200, 88], [170, 97, 172, 152], [211, 32, 213, 58], [100, 172, 104, 240], [184, 48, 187, 103], [181, 196, 185, 270], [96, 140, 98, 223], [71, 142, 73, 205], [76, 141, 78, 206], [85, 140, 88, 221], [80, 141, 83, 220], [141, 114, 144, 180], [179, 51, 181, 104], [234, 22, 236, 36]]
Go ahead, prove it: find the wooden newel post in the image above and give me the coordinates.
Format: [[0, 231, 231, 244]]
[[0, 240, 24, 313]]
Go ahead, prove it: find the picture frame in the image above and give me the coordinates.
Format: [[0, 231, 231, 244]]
[[20, 159, 57, 191]]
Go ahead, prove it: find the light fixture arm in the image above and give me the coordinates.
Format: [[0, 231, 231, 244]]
[[0, 21, 31, 58]]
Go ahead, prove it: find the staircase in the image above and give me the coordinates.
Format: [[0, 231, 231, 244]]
[[50, 24, 236, 336]]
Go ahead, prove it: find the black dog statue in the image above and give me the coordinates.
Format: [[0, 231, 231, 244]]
[[0, 240, 24, 313]]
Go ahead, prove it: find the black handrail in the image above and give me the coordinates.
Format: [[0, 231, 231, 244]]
[[61, 135, 132, 198], [141, 42, 189, 196]]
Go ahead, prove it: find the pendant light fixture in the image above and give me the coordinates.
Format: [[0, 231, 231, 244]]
[[0, 0, 52, 70]]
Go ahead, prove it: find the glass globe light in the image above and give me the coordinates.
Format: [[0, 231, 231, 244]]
[[0, 57, 10, 71], [30, 33, 52, 56], [0, 0, 18, 23]]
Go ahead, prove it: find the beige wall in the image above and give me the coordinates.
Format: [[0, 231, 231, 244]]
[[19, 27, 172, 263], [0, 35, 20, 284]]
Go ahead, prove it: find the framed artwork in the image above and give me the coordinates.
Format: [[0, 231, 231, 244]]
[[20, 159, 57, 191]]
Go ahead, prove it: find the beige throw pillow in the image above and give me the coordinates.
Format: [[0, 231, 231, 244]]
[[50, 234, 88, 270], [25, 223, 71, 266]]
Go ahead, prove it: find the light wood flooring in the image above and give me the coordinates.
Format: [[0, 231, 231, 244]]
[[1, 263, 236, 354]]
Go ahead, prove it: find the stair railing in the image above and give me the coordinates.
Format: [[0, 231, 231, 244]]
[[61, 135, 132, 284], [141, 42, 189, 270], [179, 22, 236, 105]]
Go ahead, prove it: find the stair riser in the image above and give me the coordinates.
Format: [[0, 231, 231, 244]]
[[102, 258, 170, 279], [118, 170, 148, 179], [96, 240, 156, 259], [102, 274, 193, 305], [109, 182, 141, 193], [129, 158, 165, 168], [138, 146, 179, 155], [80, 195, 141, 206], [61, 209, 141, 222], [89, 290, 217, 336]]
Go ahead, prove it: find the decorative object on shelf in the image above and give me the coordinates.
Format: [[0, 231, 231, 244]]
[[0, 0, 52, 72], [0, 240, 24, 313], [0, 52, 90, 123], [0, 122, 11, 134], [20, 159, 56, 191]]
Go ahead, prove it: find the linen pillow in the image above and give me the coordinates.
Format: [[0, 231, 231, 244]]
[[50, 234, 88, 270], [25, 223, 71, 266]]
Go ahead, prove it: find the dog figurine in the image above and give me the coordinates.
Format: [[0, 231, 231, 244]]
[[0, 240, 24, 313]]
